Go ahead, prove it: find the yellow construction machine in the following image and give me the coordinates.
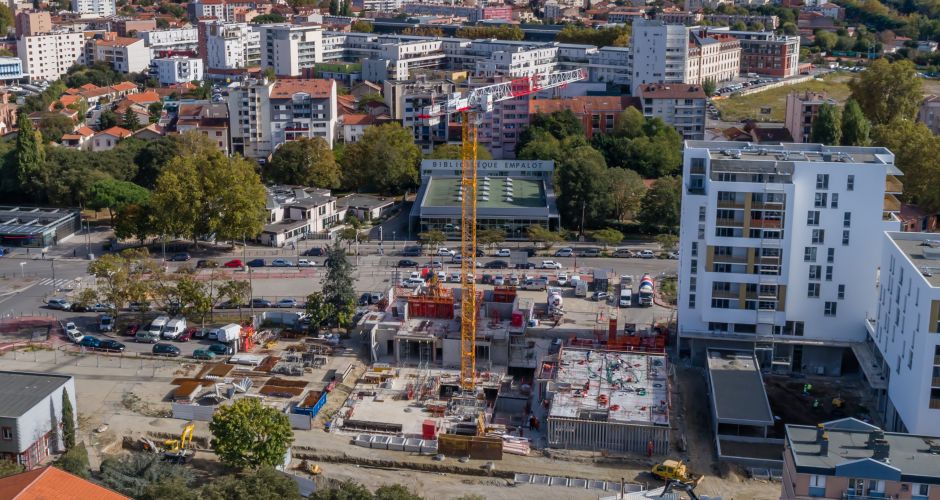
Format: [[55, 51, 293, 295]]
[[651, 459, 704, 486], [163, 422, 195, 463]]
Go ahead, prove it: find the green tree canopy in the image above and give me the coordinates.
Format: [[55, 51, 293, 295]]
[[848, 59, 923, 125], [200, 467, 301, 500], [873, 120, 940, 213], [840, 99, 871, 146], [322, 242, 357, 328], [99, 453, 195, 498], [341, 123, 421, 193], [62, 388, 76, 450], [614, 107, 646, 139], [98, 109, 118, 129], [266, 137, 341, 188], [122, 107, 140, 131], [14, 112, 46, 201], [809, 103, 842, 145], [88, 178, 150, 220], [54, 444, 89, 479], [426, 143, 492, 160], [210, 398, 294, 469], [555, 25, 630, 46], [606, 168, 647, 222], [638, 176, 682, 230], [553, 142, 610, 233], [417, 230, 446, 252], [455, 25, 524, 40], [351, 20, 373, 32], [251, 13, 287, 23], [518, 110, 584, 151], [591, 228, 624, 247], [38, 113, 76, 143]]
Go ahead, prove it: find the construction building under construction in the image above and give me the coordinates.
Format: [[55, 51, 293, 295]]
[[538, 347, 671, 455]]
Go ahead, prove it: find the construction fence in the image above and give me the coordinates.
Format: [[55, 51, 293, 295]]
[[437, 434, 503, 460], [546, 417, 670, 455]]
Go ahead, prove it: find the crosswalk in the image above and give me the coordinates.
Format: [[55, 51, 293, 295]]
[[36, 278, 75, 288]]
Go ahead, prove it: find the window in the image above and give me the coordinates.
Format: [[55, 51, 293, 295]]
[[816, 174, 829, 189], [699, 206, 706, 222], [827, 248, 835, 263], [804, 247, 817, 262], [847, 175, 854, 191], [842, 230, 850, 246], [814, 192, 828, 207], [0, 427, 10, 440], [691, 242, 698, 256], [826, 266, 833, 281], [913, 484, 929, 498], [809, 265, 821, 280], [812, 229, 825, 244], [843, 212, 851, 228], [838, 285, 845, 299], [808, 283, 820, 298], [809, 475, 826, 497], [824, 301, 837, 316], [807, 210, 820, 225], [831, 193, 839, 208], [688, 294, 696, 308], [691, 259, 698, 274]]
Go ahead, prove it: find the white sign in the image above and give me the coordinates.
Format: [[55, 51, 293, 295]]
[[420, 159, 555, 179]]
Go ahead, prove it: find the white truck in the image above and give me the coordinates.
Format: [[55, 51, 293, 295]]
[[212, 323, 242, 343], [618, 275, 633, 308], [638, 274, 655, 307], [162, 317, 188, 340], [574, 279, 588, 298]]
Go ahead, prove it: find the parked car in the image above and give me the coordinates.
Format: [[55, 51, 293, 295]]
[[592, 291, 610, 301], [304, 247, 324, 256], [401, 246, 422, 256], [193, 327, 209, 339], [398, 259, 418, 267], [64, 322, 83, 343], [251, 298, 274, 308], [540, 260, 563, 270], [401, 278, 426, 288], [428, 260, 444, 269], [611, 248, 634, 258], [578, 248, 601, 257], [449, 273, 461, 282], [484, 260, 508, 269], [124, 324, 140, 337], [667, 251, 679, 260], [223, 259, 244, 268], [557, 273, 569, 286], [496, 248, 511, 257], [47, 298, 71, 311], [247, 258, 265, 267], [217, 300, 241, 309], [79, 336, 101, 349], [152, 343, 181, 357], [451, 254, 462, 264], [98, 339, 126, 352], [193, 349, 216, 360], [638, 250, 656, 259], [207, 343, 233, 355], [170, 252, 191, 262], [297, 259, 316, 267], [88, 303, 111, 312], [177, 327, 196, 342], [276, 298, 298, 308], [493, 275, 505, 286], [437, 248, 455, 257], [271, 258, 293, 267], [554, 247, 573, 257], [98, 314, 113, 332], [359, 293, 372, 306]]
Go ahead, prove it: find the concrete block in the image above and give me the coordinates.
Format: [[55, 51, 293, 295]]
[[514, 473, 532, 484], [549, 477, 568, 486], [388, 436, 406, 451], [569, 478, 587, 489], [421, 440, 438, 454], [606, 481, 622, 492], [531, 475, 549, 485], [354, 434, 373, 447], [589, 480, 606, 490], [404, 438, 422, 452], [370, 435, 390, 449]]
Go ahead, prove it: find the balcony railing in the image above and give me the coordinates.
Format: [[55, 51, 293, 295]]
[[717, 200, 745, 209], [885, 175, 903, 194], [715, 218, 744, 227], [884, 194, 901, 212], [713, 254, 748, 263], [750, 219, 783, 228]]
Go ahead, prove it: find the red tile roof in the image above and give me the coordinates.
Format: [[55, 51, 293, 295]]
[[97, 126, 133, 138], [126, 90, 160, 104], [270, 79, 334, 99], [637, 83, 707, 99], [112, 82, 138, 92], [343, 114, 374, 126], [0, 466, 129, 500], [96, 36, 142, 47]]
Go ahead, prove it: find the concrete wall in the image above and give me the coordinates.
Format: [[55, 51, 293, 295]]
[[800, 345, 844, 376], [546, 417, 670, 455]]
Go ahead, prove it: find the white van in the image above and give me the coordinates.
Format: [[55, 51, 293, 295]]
[[161, 317, 188, 340], [402, 278, 426, 288], [619, 288, 633, 308], [142, 315, 169, 342]]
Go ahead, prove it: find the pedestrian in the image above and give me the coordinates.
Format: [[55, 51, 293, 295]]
[[72, 249, 76, 258]]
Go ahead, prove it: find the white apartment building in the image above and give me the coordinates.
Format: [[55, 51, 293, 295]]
[[364, 39, 446, 81], [686, 29, 741, 85], [637, 83, 707, 140], [678, 142, 903, 375], [260, 24, 324, 77], [153, 56, 204, 84], [475, 45, 558, 78], [630, 20, 689, 94], [17, 32, 85, 81], [71, 0, 114, 18], [867, 232, 940, 437], [190, 0, 225, 21], [206, 22, 261, 71], [93, 36, 151, 73], [139, 28, 199, 58]]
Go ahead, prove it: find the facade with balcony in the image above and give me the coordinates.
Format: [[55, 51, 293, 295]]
[[678, 142, 902, 372]]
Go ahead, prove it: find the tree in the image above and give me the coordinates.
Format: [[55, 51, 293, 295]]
[[14, 112, 46, 200], [527, 225, 563, 250], [175, 275, 213, 327], [113, 202, 155, 243], [266, 137, 341, 188], [518, 110, 583, 150], [840, 99, 871, 146], [322, 242, 357, 329], [809, 103, 842, 145], [814, 30, 838, 52], [0, 4, 13, 35], [555, 25, 630, 46], [872, 120, 940, 213], [341, 123, 421, 193], [98, 109, 118, 129], [606, 168, 646, 222], [516, 129, 563, 161], [121, 107, 140, 131], [417, 230, 446, 254], [477, 228, 505, 249], [591, 228, 624, 248], [99, 453, 195, 498], [341, 0, 351, 15], [201, 467, 301, 500], [426, 143, 492, 160], [210, 398, 294, 469], [329, 0, 338, 14], [455, 25, 524, 41], [139, 477, 199, 500], [638, 177, 682, 230], [134, 134, 182, 188], [848, 59, 923, 126], [62, 388, 75, 449], [702, 78, 717, 97], [54, 444, 89, 479], [351, 20, 373, 32], [88, 248, 159, 315], [374, 484, 424, 500], [38, 113, 75, 143], [310, 480, 373, 500], [655, 233, 679, 252], [148, 102, 163, 123], [251, 13, 287, 23], [88, 178, 150, 221], [304, 292, 334, 334], [732, 20, 747, 30], [553, 143, 610, 234], [218, 279, 250, 310]]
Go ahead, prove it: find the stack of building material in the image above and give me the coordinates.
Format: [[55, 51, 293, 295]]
[[501, 436, 530, 456]]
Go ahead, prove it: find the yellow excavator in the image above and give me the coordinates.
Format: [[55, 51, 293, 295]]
[[163, 422, 195, 463]]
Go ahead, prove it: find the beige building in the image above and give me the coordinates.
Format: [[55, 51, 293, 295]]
[[918, 95, 940, 135], [686, 29, 741, 86], [14, 11, 51, 37], [17, 32, 85, 81], [784, 91, 838, 143]]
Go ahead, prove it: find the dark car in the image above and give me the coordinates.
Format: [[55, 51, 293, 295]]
[[217, 300, 241, 309], [398, 259, 418, 267], [400, 246, 422, 257], [247, 258, 265, 267], [304, 247, 324, 257], [124, 324, 140, 337], [193, 327, 209, 339], [250, 298, 273, 308], [196, 259, 216, 268], [359, 293, 371, 306], [170, 252, 191, 262], [79, 336, 101, 349], [177, 327, 196, 342], [152, 343, 181, 357], [481, 274, 494, 284], [98, 339, 126, 352], [207, 343, 233, 355], [484, 260, 508, 269], [193, 349, 216, 360]]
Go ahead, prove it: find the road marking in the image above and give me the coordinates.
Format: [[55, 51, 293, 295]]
[[37, 278, 75, 287]]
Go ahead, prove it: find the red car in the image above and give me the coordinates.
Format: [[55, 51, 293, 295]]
[[223, 259, 243, 268], [124, 324, 139, 337], [177, 327, 196, 342]]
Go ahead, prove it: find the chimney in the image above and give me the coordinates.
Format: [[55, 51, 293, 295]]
[[872, 439, 890, 462], [819, 432, 829, 456]]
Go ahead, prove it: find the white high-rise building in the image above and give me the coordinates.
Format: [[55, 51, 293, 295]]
[[139, 28, 199, 58], [17, 32, 85, 81], [630, 20, 688, 94], [153, 56, 204, 84], [867, 232, 940, 437], [259, 24, 324, 77], [71, 0, 114, 17], [678, 142, 903, 374], [206, 22, 261, 71]]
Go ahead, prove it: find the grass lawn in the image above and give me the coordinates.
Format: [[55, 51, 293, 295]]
[[713, 73, 854, 123]]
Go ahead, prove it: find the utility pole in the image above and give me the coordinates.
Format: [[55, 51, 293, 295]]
[[50, 258, 56, 292]]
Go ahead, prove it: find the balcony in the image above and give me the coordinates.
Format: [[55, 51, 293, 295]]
[[717, 200, 745, 209], [711, 289, 739, 299], [713, 254, 748, 264], [885, 175, 903, 195], [884, 194, 901, 212], [715, 218, 744, 227], [750, 219, 782, 229]]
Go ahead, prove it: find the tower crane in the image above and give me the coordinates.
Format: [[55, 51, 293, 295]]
[[419, 69, 587, 391]]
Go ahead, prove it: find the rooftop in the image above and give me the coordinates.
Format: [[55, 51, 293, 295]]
[[687, 141, 901, 172], [423, 177, 546, 210], [787, 419, 940, 481], [0, 371, 72, 418], [271, 79, 334, 99], [0, 466, 129, 500], [337, 193, 396, 210], [547, 347, 669, 426], [638, 83, 706, 100], [706, 349, 774, 426], [886, 231, 940, 287], [0, 207, 79, 236]]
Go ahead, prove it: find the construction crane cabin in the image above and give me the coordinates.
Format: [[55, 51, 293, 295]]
[[418, 69, 586, 395]]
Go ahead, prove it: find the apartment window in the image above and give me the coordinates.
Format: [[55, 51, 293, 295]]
[[824, 301, 837, 316], [691, 259, 698, 274], [841, 230, 850, 246], [691, 242, 698, 257], [831, 193, 839, 208], [827, 248, 835, 263], [826, 266, 833, 281], [688, 294, 696, 308], [807, 210, 820, 225], [699, 206, 706, 222], [0, 427, 10, 440], [804, 247, 817, 262], [847, 174, 854, 191], [808, 475, 826, 497], [711, 298, 730, 309], [843, 212, 851, 227], [814, 192, 827, 207], [808, 283, 820, 298], [816, 174, 829, 189], [812, 229, 825, 244], [809, 265, 822, 280], [838, 285, 845, 299], [913, 484, 929, 498]]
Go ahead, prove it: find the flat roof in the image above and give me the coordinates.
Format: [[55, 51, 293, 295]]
[[686, 141, 902, 173], [787, 419, 940, 481], [548, 347, 669, 426], [887, 232, 940, 287], [0, 371, 72, 418], [0, 206, 79, 236], [423, 177, 545, 209], [706, 349, 774, 426]]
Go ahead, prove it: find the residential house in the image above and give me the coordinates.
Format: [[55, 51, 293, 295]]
[[0, 372, 76, 469], [350, 80, 382, 100], [341, 113, 374, 143], [260, 185, 341, 246], [92, 126, 132, 151], [899, 203, 938, 232], [337, 194, 397, 222], [0, 466, 128, 499], [174, 102, 229, 155], [637, 83, 707, 140], [785, 91, 838, 143], [133, 123, 166, 141], [60, 125, 94, 150]]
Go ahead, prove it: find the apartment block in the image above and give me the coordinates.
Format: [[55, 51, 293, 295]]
[[227, 77, 337, 158], [14, 11, 51, 37], [189, 0, 225, 21], [637, 84, 706, 140], [383, 78, 456, 154], [71, 0, 114, 17], [783, 419, 940, 500], [867, 232, 940, 437], [175, 102, 229, 155], [630, 20, 689, 94], [706, 27, 801, 78], [17, 32, 85, 81], [529, 96, 629, 139], [260, 24, 324, 78], [678, 142, 902, 374], [477, 93, 529, 159], [93, 35, 151, 73], [139, 27, 199, 58], [153, 56, 203, 85], [205, 22, 261, 73], [785, 91, 839, 143], [687, 29, 741, 85]]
